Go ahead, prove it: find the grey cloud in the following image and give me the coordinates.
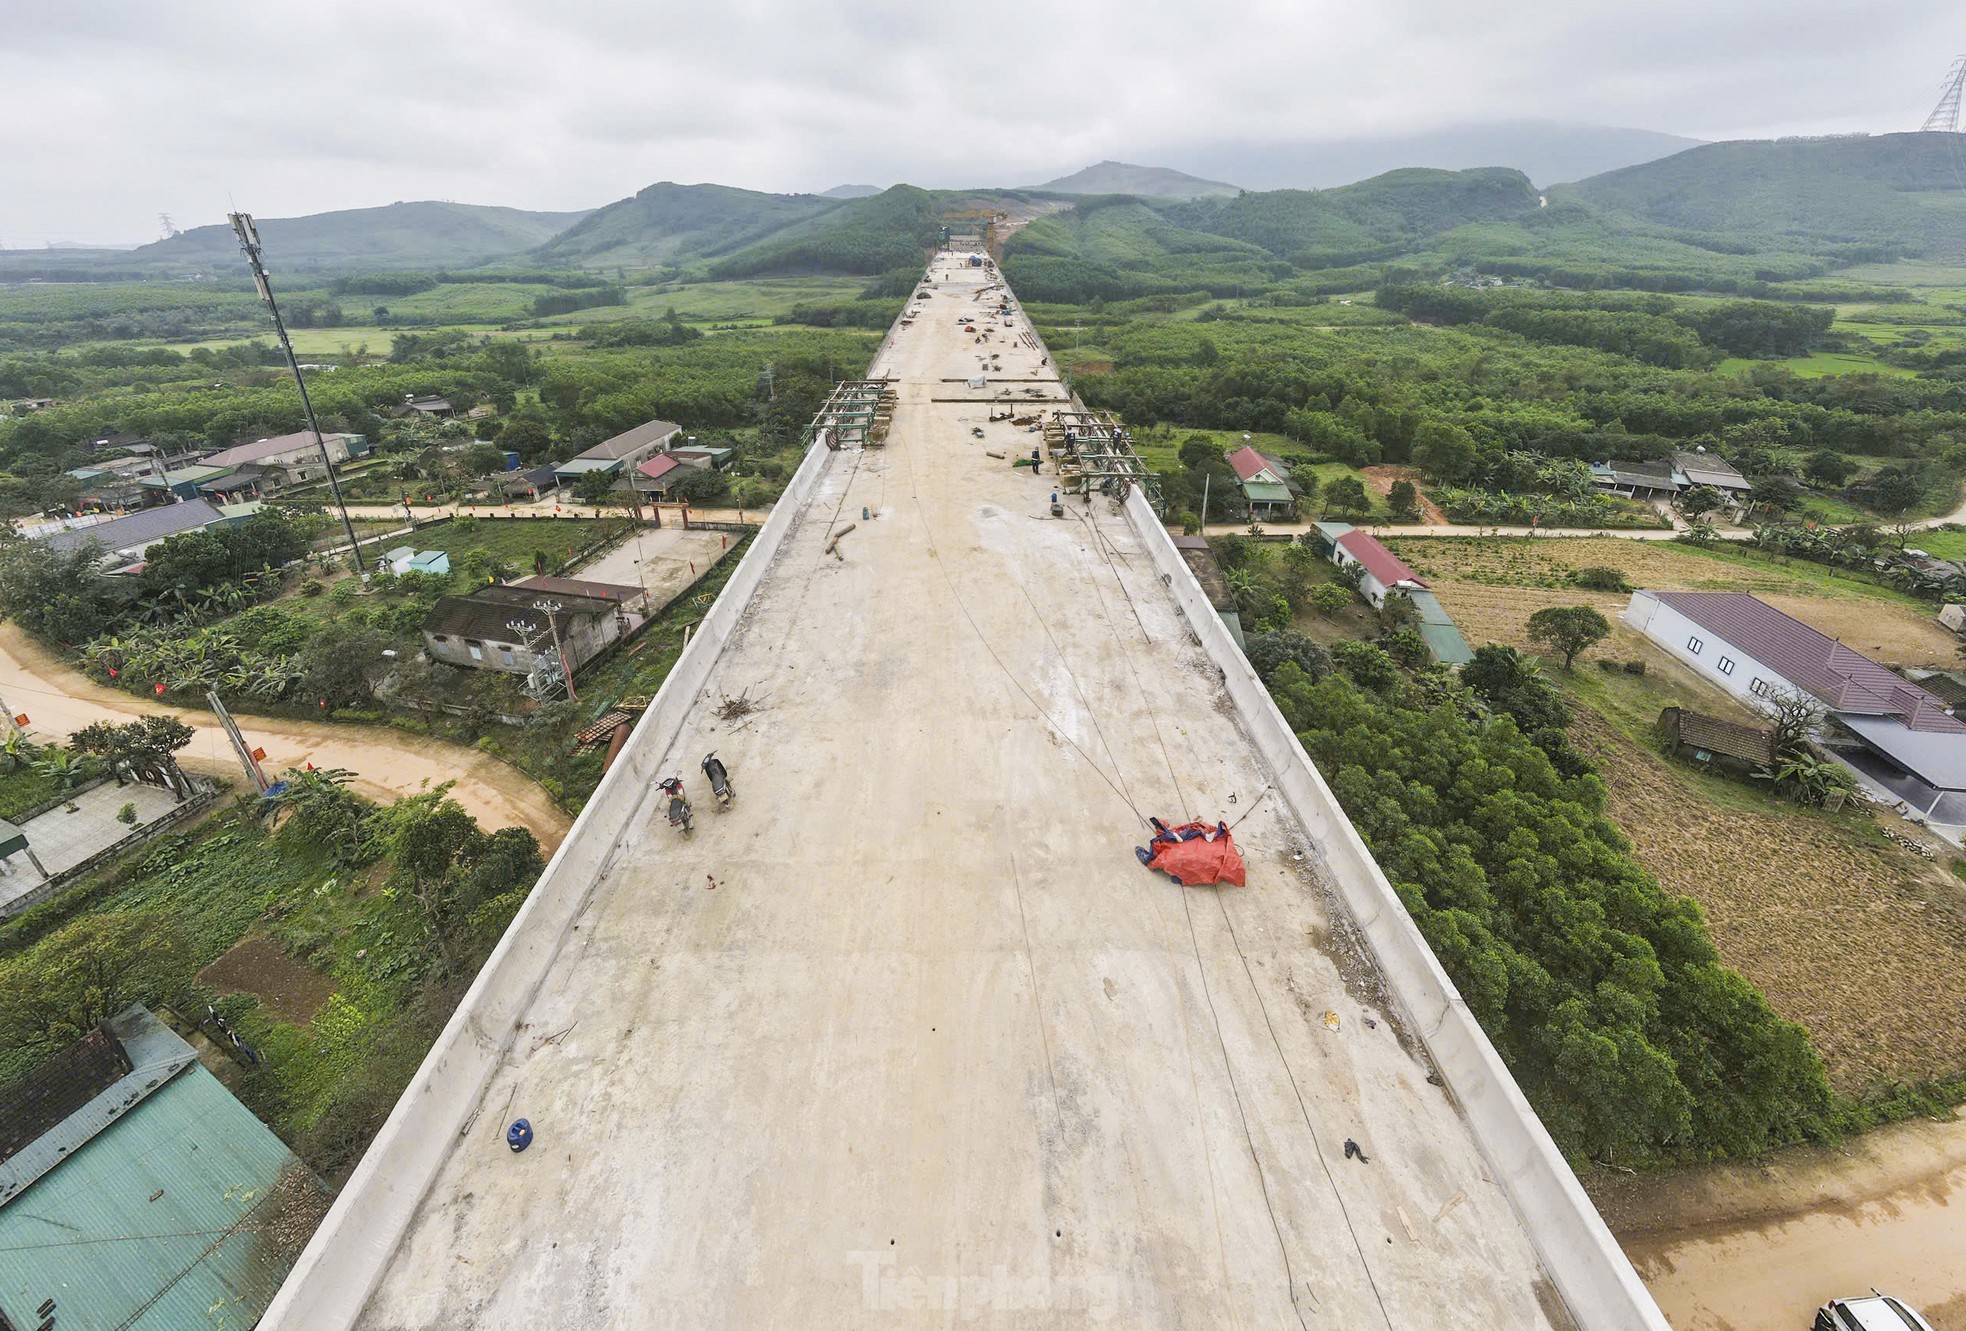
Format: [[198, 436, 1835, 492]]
[[0, 0, 1954, 242]]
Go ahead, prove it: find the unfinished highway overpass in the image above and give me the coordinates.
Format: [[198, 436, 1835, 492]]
[[263, 255, 1668, 1330]]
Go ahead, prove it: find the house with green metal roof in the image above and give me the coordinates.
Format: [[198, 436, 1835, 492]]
[[1226, 445, 1294, 519], [0, 1007, 325, 1330]]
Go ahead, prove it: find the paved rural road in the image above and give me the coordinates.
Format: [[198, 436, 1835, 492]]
[[1198, 489, 1965, 544], [0, 624, 570, 850]]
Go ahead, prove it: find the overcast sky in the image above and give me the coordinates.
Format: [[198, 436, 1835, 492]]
[[3, 0, 1955, 244]]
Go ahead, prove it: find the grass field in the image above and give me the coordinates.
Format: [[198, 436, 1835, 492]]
[[1914, 528, 1966, 560], [1389, 536, 1957, 666], [1717, 350, 1918, 378], [401, 514, 611, 567], [1574, 704, 1966, 1098]]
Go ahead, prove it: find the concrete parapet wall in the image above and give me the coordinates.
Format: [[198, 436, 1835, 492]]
[[260, 422, 840, 1331], [1120, 488, 1669, 1331]]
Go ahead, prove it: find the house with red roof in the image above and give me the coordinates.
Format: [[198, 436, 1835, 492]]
[[1225, 445, 1294, 520], [631, 452, 688, 498], [1329, 527, 1428, 609]]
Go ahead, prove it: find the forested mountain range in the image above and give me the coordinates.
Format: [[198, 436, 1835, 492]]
[[3, 133, 1960, 285]]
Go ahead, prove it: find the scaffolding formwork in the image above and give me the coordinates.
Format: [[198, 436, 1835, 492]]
[[1045, 410, 1160, 507], [805, 379, 896, 451]]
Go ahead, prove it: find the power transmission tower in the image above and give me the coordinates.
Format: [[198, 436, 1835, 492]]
[[1924, 55, 1966, 133], [228, 213, 366, 575]]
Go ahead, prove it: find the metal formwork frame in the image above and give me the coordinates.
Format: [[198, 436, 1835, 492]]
[[804, 378, 896, 450], [1046, 410, 1161, 507]]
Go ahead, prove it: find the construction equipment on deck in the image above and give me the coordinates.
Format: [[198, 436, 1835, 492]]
[[805, 379, 896, 451], [1046, 410, 1161, 508]]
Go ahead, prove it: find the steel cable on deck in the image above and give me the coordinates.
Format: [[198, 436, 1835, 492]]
[[1074, 503, 1395, 1330], [898, 451, 1148, 828]]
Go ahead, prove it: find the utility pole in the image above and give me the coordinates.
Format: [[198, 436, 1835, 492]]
[[207, 691, 271, 793], [1199, 473, 1211, 530], [533, 601, 578, 702], [0, 688, 22, 740], [228, 212, 365, 576]]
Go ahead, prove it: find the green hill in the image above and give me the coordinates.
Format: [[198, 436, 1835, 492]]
[[1556, 133, 1966, 259], [1167, 167, 1542, 265], [531, 182, 837, 268], [1033, 161, 1240, 199], [999, 169, 1545, 302], [137, 201, 592, 272]]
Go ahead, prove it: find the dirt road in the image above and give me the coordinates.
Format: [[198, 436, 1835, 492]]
[[1595, 1109, 1966, 1329], [0, 624, 569, 850]]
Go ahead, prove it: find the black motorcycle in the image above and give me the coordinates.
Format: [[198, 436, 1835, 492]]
[[701, 752, 735, 809], [657, 776, 693, 833]]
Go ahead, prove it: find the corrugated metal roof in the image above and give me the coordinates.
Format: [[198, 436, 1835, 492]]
[[202, 432, 358, 469], [1335, 530, 1427, 591], [38, 500, 225, 557], [1406, 590, 1456, 627], [1648, 591, 1966, 734], [1240, 480, 1292, 505], [1840, 715, 1966, 789], [139, 466, 230, 488], [0, 1010, 319, 1330], [1418, 622, 1475, 665], [1673, 449, 1749, 490], [575, 418, 679, 462]]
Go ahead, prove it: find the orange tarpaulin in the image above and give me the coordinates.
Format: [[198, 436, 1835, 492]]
[[1142, 820, 1246, 887]]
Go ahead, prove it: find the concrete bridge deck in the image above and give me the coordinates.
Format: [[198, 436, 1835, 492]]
[[278, 256, 1644, 1329]]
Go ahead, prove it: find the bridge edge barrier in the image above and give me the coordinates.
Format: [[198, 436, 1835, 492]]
[[1120, 488, 1670, 1331]]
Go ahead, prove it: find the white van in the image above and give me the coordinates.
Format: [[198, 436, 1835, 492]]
[[1813, 1295, 1935, 1331]]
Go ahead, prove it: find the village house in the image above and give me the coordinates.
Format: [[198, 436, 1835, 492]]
[[554, 418, 682, 487], [34, 497, 248, 568], [1588, 448, 1753, 505], [198, 431, 368, 494], [1625, 589, 1966, 825], [420, 581, 646, 678], [0, 1007, 323, 1330], [1309, 522, 1473, 664], [632, 452, 688, 498], [1225, 445, 1294, 520], [1313, 522, 1427, 608]]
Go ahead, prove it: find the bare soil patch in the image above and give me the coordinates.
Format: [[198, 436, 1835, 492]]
[[1359, 464, 1446, 523], [198, 934, 339, 1025]]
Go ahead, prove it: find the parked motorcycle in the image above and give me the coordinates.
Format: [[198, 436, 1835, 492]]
[[657, 777, 693, 833], [701, 752, 735, 809]]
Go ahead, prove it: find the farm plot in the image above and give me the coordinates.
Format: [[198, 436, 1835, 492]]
[[1390, 537, 1959, 668], [1575, 710, 1966, 1096]]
